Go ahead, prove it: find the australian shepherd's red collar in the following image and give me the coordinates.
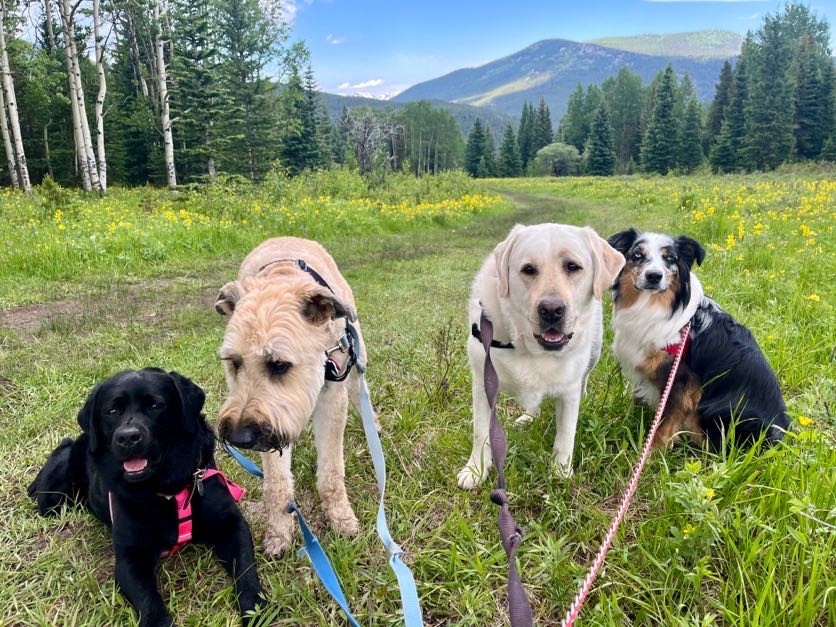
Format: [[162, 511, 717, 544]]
[[608, 228, 789, 449]]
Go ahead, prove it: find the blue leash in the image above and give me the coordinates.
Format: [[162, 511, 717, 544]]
[[224, 442, 361, 627], [346, 324, 423, 627], [223, 324, 423, 626]]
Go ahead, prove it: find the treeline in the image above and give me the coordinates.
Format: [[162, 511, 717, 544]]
[[0, 0, 468, 193], [465, 2, 835, 177]]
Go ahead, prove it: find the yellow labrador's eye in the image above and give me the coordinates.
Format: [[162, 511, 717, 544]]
[[565, 261, 582, 273], [521, 264, 538, 276]]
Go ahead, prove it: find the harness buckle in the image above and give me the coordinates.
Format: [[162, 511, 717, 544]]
[[193, 468, 206, 497]]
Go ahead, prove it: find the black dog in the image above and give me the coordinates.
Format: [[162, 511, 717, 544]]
[[28, 368, 263, 626]]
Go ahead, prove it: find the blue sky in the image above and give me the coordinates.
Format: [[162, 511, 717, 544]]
[[285, 0, 836, 98]]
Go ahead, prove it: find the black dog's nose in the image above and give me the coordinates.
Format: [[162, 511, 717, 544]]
[[645, 271, 663, 285], [224, 423, 263, 449], [538, 298, 566, 323], [114, 425, 143, 448]]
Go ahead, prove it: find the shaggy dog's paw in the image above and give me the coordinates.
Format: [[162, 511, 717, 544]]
[[263, 524, 294, 558], [457, 463, 488, 490], [514, 412, 536, 426], [327, 507, 360, 536]]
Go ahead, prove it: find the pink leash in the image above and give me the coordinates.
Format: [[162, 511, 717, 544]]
[[561, 321, 691, 627]]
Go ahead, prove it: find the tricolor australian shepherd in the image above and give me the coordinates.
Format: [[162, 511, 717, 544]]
[[607, 228, 789, 449]]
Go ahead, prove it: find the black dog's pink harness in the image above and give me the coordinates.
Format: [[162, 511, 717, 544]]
[[108, 469, 245, 557]]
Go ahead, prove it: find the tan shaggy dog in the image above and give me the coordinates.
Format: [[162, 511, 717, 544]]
[[214, 237, 372, 556]]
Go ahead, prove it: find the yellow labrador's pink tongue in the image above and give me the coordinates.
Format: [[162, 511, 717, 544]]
[[123, 458, 148, 473], [543, 329, 565, 342]]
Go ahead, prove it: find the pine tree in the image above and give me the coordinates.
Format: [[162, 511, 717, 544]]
[[602, 67, 644, 172], [465, 118, 487, 177], [640, 65, 678, 174], [724, 41, 750, 171], [678, 98, 704, 173], [744, 14, 795, 170], [531, 97, 553, 155], [584, 105, 615, 176], [793, 35, 827, 159], [215, 0, 284, 180], [497, 123, 521, 177], [517, 102, 534, 170], [172, 0, 226, 182], [706, 60, 734, 147], [709, 119, 737, 173], [560, 84, 587, 152], [480, 125, 496, 177]]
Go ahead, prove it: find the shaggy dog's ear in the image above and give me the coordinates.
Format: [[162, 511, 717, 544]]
[[584, 227, 626, 299], [494, 224, 526, 297], [301, 287, 356, 325], [215, 280, 243, 317], [167, 371, 206, 434], [675, 235, 706, 269], [77, 382, 104, 453], [607, 228, 639, 256]]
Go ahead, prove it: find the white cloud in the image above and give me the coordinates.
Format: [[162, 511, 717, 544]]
[[338, 78, 385, 89], [280, 0, 298, 25], [326, 33, 346, 45]]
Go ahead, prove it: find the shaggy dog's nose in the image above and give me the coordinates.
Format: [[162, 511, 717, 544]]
[[645, 271, 663, 286], [538, 298, 566, 324], [223, 423, 264, 449]]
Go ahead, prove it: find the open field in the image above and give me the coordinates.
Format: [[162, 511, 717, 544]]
[[1, 171, 834, 625]]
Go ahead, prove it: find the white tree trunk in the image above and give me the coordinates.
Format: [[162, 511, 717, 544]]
[[58, 0, 91, 191], [93, 0, 107, 191], [154, 0, 176, 189], [0, 78, 18, 188], [0, 5, 31, 192]]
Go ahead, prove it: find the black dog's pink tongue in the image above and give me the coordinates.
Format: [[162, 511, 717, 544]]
[[123, 458, 148, 473]]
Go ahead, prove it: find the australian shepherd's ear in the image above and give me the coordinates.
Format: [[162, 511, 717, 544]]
[[674, 235, 706, 269], [608, 228, 639, 255]]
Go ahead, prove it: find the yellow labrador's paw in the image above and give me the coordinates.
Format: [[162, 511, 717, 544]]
[[552, 458, 574, 479], [457, 463, 488, 490], [514, 412, 536, 426]]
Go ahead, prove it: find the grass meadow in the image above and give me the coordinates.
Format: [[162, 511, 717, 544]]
[[1, 170, 833, 626]]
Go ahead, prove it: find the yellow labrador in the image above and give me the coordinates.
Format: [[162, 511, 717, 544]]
[[457, 223, 624, 488]]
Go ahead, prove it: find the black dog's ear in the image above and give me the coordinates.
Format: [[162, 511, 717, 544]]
[[167, 371, 206, 434], [608, 228, 640, 256], [77, 383, 104, 453], [675, 235, 706, 268]]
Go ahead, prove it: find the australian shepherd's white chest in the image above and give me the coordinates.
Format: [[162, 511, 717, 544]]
[[608, 229, 789, 449]]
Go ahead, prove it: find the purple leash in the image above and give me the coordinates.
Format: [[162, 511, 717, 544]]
[[480, 313, 534, 626]]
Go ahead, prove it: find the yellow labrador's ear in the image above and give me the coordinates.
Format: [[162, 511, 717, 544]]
[[215, 280, 242, 317], [584, 227, 626, 299], [494, 224, 526, 297]]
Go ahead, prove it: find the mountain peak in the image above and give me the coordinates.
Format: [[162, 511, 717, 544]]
[[393, 32, 734, 118]]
